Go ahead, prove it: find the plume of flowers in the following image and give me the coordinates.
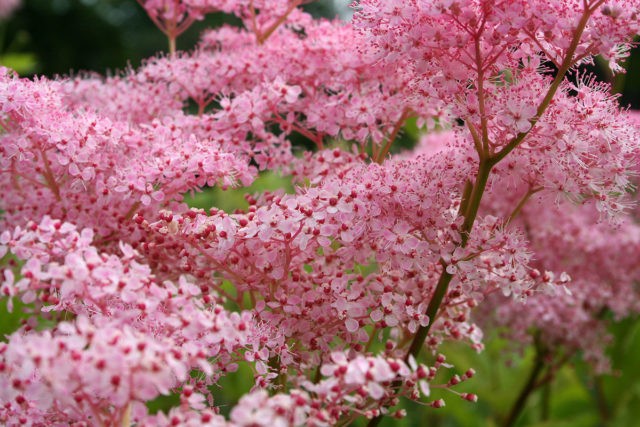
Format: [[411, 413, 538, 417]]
[[0, 0, 639, 425]]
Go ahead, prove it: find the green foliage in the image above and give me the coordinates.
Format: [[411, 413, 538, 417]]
[[1, 0, 337, 77], [185, 172, 294, 213], [0, 298, 26, 339], [371, 317, 640, 427], [210, 362, 256, 417], [0, 51, 37, 74]]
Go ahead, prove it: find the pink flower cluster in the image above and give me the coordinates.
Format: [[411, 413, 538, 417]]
[[0, 0, 19, 19], [0, 0, 639, 425]]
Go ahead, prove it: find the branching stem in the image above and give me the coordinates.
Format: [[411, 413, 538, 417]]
[[365, 4, 598, 425], [375, 109, 410, 164], [502, 345, 546, 427], [492, 4, 598, 163], [505, 187, 543, 226]]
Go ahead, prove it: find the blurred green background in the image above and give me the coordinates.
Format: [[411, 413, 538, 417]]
[[0, 0, 336, 76], [1, 1, 639, 426]]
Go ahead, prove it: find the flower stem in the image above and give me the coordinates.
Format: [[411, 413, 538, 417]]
[[492, 2, 598, 163], [256, 0, 302, 44], [364, 4, 601, 426], [366, 161, 493, 427], [505, 187, 542, 226], [121, 403, 132, 427], [404, 159, 492, 359], [168, 35, 177, 56], [503, 340, 547, 427], [540, 381, 551, 421], [593, 375, 610, 423], [375, 109, 410, 164]]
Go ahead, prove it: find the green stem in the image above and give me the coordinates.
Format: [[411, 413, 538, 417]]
[[505, 187, 542, 226], [461, 159, 492, 245], [375, 109, 410, 164], [473, 34, 490, 156], [366, 162, 493, 427], [168, 35, 176, 56], [404, 269, 453, 361], [256, 0, 302, 44], [458, 180, 473, 216], [593, 376, 610, 424], [502, 350, 546, 427], [492, 2, 599, 163], [405, 160, 492, 360], [540, 381, 551, 421], [364, 4, 601, 426]]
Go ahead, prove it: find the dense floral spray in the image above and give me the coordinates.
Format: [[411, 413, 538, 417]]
[[0, 0, 639, 425]]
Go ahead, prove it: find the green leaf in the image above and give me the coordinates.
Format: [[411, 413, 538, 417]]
[[0, 52, 38, 75]]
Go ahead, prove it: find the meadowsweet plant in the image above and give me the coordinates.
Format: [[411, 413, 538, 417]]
[[1, 0, 639, 425]]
